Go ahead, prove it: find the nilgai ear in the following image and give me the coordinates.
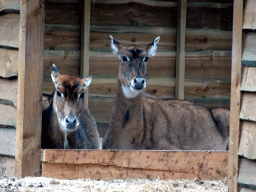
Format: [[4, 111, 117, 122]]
[[51, 64, 60, 86], [145, 36, 160, 57], [83, 75, 92, 88], [110, 35, 122, 57]]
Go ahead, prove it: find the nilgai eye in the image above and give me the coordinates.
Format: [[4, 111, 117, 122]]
[[56, 91, 62, 98], [144, 57, 149, 62], [122, 56, 128, 62], [79, 93, 85, 99]]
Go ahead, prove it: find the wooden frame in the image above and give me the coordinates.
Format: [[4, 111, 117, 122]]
[[228, 0, 243, 191]]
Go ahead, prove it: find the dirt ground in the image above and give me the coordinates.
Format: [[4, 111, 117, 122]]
[[0, 176, 228, 192]]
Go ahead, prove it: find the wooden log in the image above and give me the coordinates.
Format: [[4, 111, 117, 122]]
[[241, 67, 256, 92], [0, 128, 16, 157], [0, 0, 20, 12], [238, 157, 256, 190], [238, 121, 256, 160], [0, 49, 18, 78], [42, 150, 228, 180], [243, 0, 256, 29], [0, 104, 16, 127], [242, 33, 256, 67], [0, 78, 17, 107], [0, 13, 19, 48], [228, 0, 243, 191], [240, 93, 256, 122], [15, 0, 44, 178], [0, 156, 15, 177]]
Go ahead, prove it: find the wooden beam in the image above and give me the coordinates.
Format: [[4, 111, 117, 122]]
[[42, 150, 228, 180], [228, 0, 243, 191], [175, 0, 186, 100], [80, 0, 90, 105], [15, 0, 44, 177]]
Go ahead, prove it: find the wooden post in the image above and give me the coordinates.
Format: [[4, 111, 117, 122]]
[[175, 0, 186, 100], [80, 0, 90, 105], [15, 0, 44, 177], [228, 0, 243, 191]]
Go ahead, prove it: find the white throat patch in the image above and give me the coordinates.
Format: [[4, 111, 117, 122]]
[[121, 85, 143, 99]]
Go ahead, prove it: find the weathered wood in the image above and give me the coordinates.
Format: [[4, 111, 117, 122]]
[[0, 156, 15, 177], [240, 93, 256, 122], [0, 0, 20, 12], [242, 33, 256, 67], [0, 78, 17, 107], [42, 150, 228, 180], [238, 158, 256, 190], [0, 104, 16, 127], [0, 13, 19, 48], [0, 49, 18, 78], [228, 0, 243, 191], [240, 188, 256, 192], [0, 128, 16, 156], [241, 67, 256, 92], [243, 0, 256, 29], [80, 0, 90, 105], [15, 0, 44, 178], [238, 121, 256, 160], [175, 0, 186, 100]]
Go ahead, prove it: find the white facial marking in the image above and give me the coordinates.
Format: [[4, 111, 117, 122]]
[[121, 85, 143, 99]]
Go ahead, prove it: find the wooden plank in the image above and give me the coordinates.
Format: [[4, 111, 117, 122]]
[[0, 156, 15, 177], [42, 150, 228, 180], [0, 78, 17, 107], [0, 0, 20, 12], [175, 0, 186, 100], [228, 0, 243, 191], [0, 13, 19, 48], [0, 49, 18, 78], [238, 121, 256, 160], [15, 0, 44, 178], [238, 157, 256, 190], [0, 104, 16, 127], [241, 67, 256, 92], [240, 188, 256, 192], [242, 33, 256, 67], [0, 128, 16, 156], [240, 93, 256, 122], [80, 0, 90, 105], [243, 0, 256, 29]]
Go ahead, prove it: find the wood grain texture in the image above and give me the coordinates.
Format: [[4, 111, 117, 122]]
[[0, 156, 15, 177], [0, 49, 18, 78], [0, 78, 17, 107], [241, 67, 256, 92], [15, 0, 44, 178], [238, 121, 256, 160], [42, 150, 228, 180], [0, 13, 19, 48], [0, 128, 16, 156], [0, 0, 20, 12], [238, 157, 256, 190], [0, 104, 16, 127], [240, 93, 256, 122], [228, 0, 243, 191], [242, 33, 256, 67], [243, 0, 256, 29]]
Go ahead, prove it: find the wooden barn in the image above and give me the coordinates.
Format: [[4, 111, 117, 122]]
[[0, 0, 254, 191]]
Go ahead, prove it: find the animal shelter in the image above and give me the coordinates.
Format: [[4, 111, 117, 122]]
[[0, 0, 255, 191]]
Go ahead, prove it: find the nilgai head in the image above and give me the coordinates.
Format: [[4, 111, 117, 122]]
[[51, 64, 91, 132], [110, 35, 160, 99]]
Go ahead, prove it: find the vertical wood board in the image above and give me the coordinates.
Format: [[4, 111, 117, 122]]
[[15, 0, 44, 178], [175, 0, 186, 100], [238, 121, 256, 160], [228, 0, 243, 191]]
